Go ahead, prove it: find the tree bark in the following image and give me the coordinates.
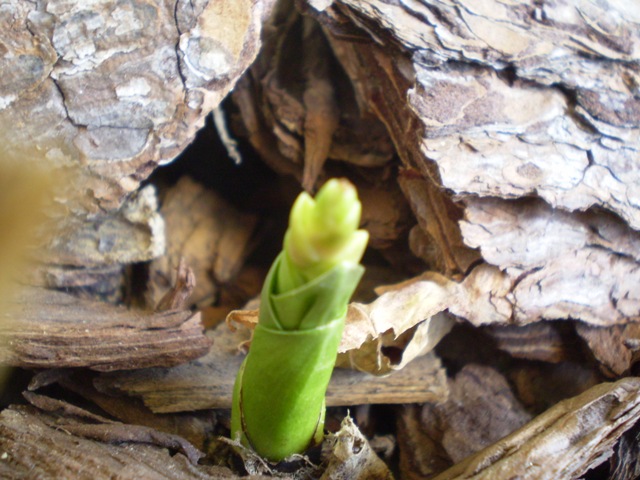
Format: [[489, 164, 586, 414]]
[[0, 0, 274, 289]]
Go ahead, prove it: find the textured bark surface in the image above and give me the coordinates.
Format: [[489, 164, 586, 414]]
[[432, 378, 640, 480], [0, 405, 256, 479], [0, 286, 211, 371], [0, 0, 273, 285], [229, 0, 640, 346], [2, 0, 271, 211], [323, 0, 640, 223]]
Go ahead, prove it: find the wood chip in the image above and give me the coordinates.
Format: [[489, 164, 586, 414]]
[[0, 405, 246, 479], [575, 322, 640, 377], [94, 323, 448, 413], [58, 373, 216, 452], [485, 321, 582, 363], [397, 364, 532, 479], [433, 378, 640, 479], [0, 286, 211, 371]]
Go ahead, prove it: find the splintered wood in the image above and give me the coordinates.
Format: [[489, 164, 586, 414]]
[[432, 378, 640, 480]]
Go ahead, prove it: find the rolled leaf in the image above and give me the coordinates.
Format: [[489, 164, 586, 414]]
[[231, 179, 368, 461]]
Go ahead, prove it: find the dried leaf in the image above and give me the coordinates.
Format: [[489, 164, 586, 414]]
[[320, 416, 394, 480], [509, 362, 603, 414]]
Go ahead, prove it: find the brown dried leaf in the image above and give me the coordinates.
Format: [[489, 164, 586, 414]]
[[509, 362, 603, 414], [301, 17, 339, 191], [437, 365, 532, 464], [320, 416, 394, 480], [232, 3, 395, 186], [397, 404, 452, 480], [228, 273, 456, 375]]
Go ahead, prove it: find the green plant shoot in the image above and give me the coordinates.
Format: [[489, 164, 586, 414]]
[[231, 178, 368, 461]]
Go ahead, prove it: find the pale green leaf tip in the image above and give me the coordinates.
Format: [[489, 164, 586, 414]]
[[284, 178, 368, 280]]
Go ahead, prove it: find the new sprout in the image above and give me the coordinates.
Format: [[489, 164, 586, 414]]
[[231, 178, 368, 461]]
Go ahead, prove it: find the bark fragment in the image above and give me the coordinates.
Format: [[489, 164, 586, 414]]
[[575, 322, 640, 377], [397, 364, 531, 480], [148, 177, 257, 308], [485, 321, 582, 364], [1, 0, 272, 213], [310, 0, 640, 333], [398, 169, 480, 276], [433, 378, 640, 480], [93, 323, 448, 413], [324, 0, 640, 223], [460, 197, 640, 326], [231, 0, 397, 185], [0, 286, 211, 371], [54, 373, 217, 452], [0, 405, 247, 479]]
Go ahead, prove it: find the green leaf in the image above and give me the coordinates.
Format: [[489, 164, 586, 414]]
[[231, 179, 368, 461]]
